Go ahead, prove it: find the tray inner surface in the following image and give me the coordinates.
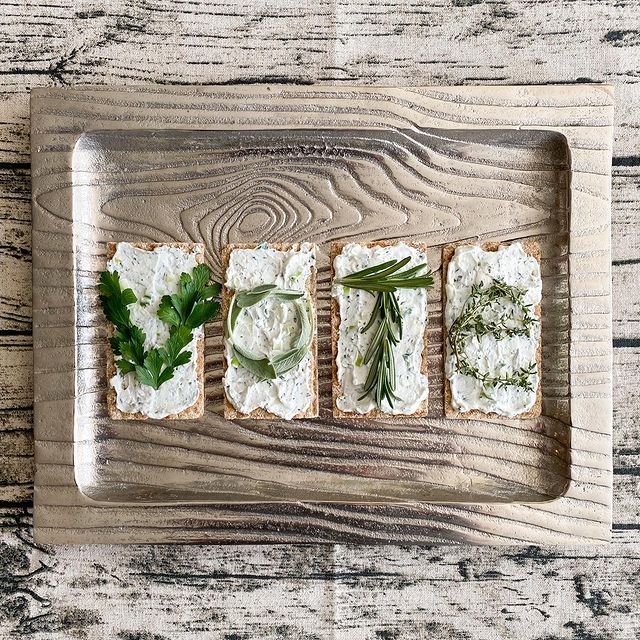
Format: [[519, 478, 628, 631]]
[[71, 128, 571, 505]]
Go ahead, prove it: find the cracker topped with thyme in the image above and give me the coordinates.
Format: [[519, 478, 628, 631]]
[[442, 241, 542, 419]]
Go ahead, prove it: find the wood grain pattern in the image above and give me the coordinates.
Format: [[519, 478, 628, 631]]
[[30, 85, 611, 543], [1, 0, 638, 637]]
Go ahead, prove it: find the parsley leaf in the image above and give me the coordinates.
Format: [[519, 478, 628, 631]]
[[99, 270, 148, 374], [98, 271, 137, 330], [118, 325, 146, 367], [160, 325, 193, 365], [115, 359, 137, 375], [136, 327, 195, 390], [201, 283, 222, 299], [158, 264, 220, 329], [186, 300, 220, 329], [191, 263, 211, 292], [157, 297, 182, 327], [135, 349, 165, 390]]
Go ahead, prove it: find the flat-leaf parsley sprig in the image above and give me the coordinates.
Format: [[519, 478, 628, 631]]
[[448, 279, 538, 392], [98, 264, 221, 390], [336, 256, 434, 409], [157, 264, 221, 330]]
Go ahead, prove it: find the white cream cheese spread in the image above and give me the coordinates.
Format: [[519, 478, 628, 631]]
[[223, 243, 315, 419], [333, 243, 429, 415], [107, 243, 203, 419], [444, 243, 542, 417]]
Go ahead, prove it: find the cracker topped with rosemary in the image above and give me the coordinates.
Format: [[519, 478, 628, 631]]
[[331, 241, 434, 418]]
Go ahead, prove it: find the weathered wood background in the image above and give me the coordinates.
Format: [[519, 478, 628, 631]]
[[1, 0, 638, 637]]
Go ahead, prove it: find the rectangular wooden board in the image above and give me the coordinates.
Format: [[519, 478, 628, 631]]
[[31, 84, 613, 544]]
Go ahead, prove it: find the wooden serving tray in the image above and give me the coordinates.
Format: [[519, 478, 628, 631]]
[[31, 85, 613, 544]]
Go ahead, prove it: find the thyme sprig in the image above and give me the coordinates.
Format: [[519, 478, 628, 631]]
[[336, 256, 434, 409], [448, 279, 538, 392]]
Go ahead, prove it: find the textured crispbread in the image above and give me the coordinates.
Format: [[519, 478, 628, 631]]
[[222, 243, 319, 420], [442, 240, 543, 420], [105, 242, 205, 421], [331, 240, 430, 419]]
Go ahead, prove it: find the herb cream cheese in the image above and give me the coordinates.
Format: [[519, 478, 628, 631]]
[[444, 243, 541, 417], [107, 243, 203, 419], [333, 243, 429, 415], [223, 243, 315, 419]]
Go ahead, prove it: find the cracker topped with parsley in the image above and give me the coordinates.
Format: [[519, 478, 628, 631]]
[[99, 242, 220, 420]]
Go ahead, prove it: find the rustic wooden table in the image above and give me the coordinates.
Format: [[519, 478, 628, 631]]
[[1, 1, 638, 637]]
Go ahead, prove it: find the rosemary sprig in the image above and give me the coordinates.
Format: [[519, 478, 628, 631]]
[[337, 256, 434, 292], [448, 279, 538, 393], [336, 257, 434, 409]]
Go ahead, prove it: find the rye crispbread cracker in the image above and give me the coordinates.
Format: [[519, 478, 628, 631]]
[[331, 241, 430, 419], [105, 242, 205, 421], [442, 240, 542, 420], [222, 243, 318, 420]]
